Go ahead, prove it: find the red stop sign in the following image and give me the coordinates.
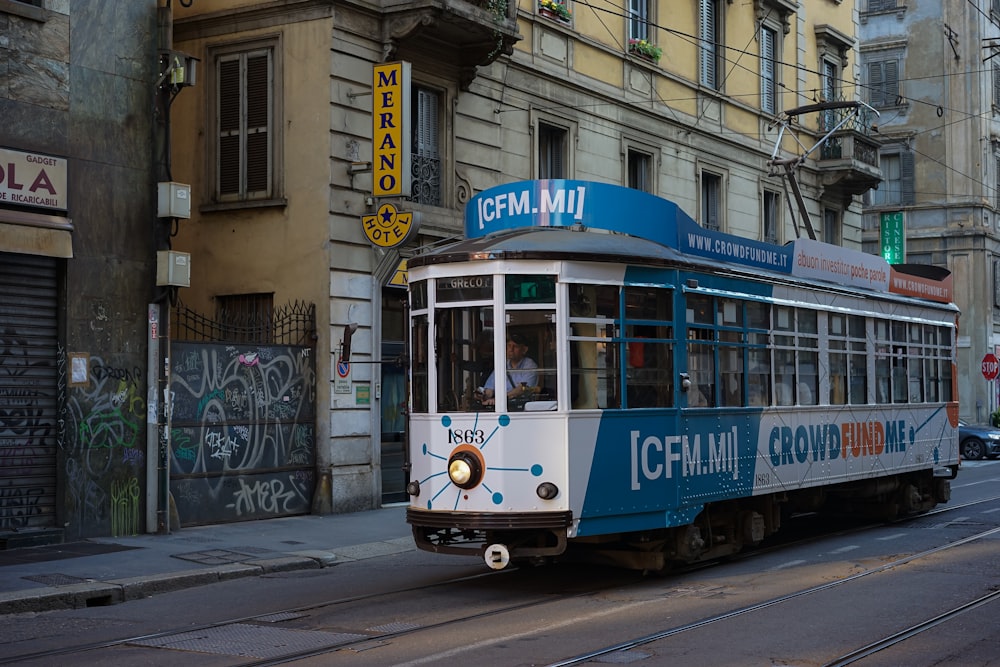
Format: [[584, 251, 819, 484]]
[[983, 353, 999, 380]]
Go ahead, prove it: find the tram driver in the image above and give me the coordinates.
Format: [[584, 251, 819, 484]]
[[481, 332, 539, 408]]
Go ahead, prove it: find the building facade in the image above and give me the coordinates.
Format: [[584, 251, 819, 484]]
[[166, 0, 878, 517], [0, 0, 162, 542], [859, 0, 1000, 423]]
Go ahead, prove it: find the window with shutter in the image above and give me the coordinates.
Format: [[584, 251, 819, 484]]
[[900, 150, 915, 206], [867, 0, 897, 11], [408, 86, 442, 206], [761, 25, 777, 114], [995, 151, 1000, 210], [763, 190, 780, 243], [867, 59, 898, 108], [701, 171, 722, 231], [823, 208, 841, 245], [699, 0, 720, 89], [539, 123, 567, 179], [210, 40, 280, 205], [627, 149, 652, 193], [871, 153, 901, 206], [994, 63, 1000, 108]]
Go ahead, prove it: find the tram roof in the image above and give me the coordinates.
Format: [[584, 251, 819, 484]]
[[409, 226, 690, 268], [409, 180, 955, 306]]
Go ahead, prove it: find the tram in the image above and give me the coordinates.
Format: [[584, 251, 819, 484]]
[[404, 180, 959, 571]]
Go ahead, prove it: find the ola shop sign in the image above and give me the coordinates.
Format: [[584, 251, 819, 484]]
[[361, 202, 418, 248], [0, 147, 67, 211], [372, 62, 411, 197]]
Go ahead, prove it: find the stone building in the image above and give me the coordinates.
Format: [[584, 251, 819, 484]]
[[0, 1, 161, 542], [859, 0, 1000, 423], [166, 0, 876, 517]]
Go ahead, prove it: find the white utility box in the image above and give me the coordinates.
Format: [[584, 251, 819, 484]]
[[157, 250, 191, 287], [157, 182, 191, 219]]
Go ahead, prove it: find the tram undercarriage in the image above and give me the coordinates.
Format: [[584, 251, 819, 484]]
[[407, 470, 953, 572]]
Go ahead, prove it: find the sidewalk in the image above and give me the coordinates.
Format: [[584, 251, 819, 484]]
[[0, 506, 411, 616]]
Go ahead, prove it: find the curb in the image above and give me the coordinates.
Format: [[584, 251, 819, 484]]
[[0, 553, 332, 616]]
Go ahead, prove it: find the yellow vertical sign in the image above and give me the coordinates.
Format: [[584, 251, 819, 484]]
[[372, 62, 411, 197]]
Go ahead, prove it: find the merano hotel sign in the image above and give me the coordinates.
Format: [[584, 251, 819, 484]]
[[372, 62, 411, 197]]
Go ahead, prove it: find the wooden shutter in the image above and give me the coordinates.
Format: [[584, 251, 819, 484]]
[[761, 27, 775, 113], [245, 53, 270, 196], [884, 60, 899, 104], [900, 150, 915, 206], [868, 61, 884, 107], [415, 87, 439, 160], [218, 57, 241, 197], [700, 0, 716, 88]]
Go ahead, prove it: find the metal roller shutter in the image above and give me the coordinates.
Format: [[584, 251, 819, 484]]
[[0, 252, 59, 531]]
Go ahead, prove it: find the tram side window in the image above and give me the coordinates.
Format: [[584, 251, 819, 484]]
[[875, 319, 891, 404], [569, 284, 621, 409], [686, 293, 715, 407], [939, 325, 954, 402], [848, 315, 868, 405], [506, 307, 557, 410], [908, 323, 925, 403], [718, 298, 743, 407], [926, 325, 952, 402], [773, 306, 796, 406], [829, 313, 848, 405], [798, 310, 818, 406], [624, 286, 674, 408], [891, 321, 908, 403], [410, 312, 429, 413], [747, 301, 771, 406], [434, 305, 493, 412]]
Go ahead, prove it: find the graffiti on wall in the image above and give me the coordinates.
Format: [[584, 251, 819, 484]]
[[169, 342, 316, 525], [62, 348, 146, 538], [0, 327, 57, 531]]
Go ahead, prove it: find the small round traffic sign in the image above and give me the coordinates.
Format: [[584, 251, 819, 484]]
[[982, 353, 999, 381]]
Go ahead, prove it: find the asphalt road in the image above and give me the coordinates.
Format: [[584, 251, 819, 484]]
[[2, 460, 998, 666]]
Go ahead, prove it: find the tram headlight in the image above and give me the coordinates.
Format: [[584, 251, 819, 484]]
[[448, 451, 483, 489], [406, 481, 421, 496], [536, 482, 559, 500]]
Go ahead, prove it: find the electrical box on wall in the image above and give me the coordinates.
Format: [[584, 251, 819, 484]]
[[157, 250, 191, 287], [157, 182, 191, 219]]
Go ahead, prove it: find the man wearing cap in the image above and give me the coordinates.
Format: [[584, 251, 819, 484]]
[[482, 332, 538, 407]]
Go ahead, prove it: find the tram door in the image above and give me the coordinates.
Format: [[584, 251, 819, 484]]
[[380, 287, 408, 504]]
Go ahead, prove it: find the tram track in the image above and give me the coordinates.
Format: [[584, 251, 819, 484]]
[[542, 524, 1000, 666], [822, 588, 1000, 667], [4, 494, 999, 666]]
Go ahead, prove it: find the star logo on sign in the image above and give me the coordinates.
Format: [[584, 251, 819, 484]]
[[361, 202, 414, 248], [380, 205, 396, 225]]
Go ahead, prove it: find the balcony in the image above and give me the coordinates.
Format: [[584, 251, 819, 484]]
[[382, 0, 521, 88], [816, 104, 882, 199]]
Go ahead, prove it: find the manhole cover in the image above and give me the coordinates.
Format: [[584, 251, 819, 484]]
[[22, 573, 89, 586]]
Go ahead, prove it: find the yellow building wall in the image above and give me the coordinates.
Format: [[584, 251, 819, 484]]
[[167, 18, 334, 321]]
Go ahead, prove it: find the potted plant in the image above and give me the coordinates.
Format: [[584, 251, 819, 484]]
[[991, 407, 1000, 428], [538, 0, 571, 22], [628, 38, 662, 62]]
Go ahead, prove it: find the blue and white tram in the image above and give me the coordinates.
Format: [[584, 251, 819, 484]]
[[404, 180, 959, 571]]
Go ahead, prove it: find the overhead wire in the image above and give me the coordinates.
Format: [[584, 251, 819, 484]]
[[493, 0, 1000, 200]]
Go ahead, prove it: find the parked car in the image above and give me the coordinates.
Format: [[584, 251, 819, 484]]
[[958, 420, 1000, 460]]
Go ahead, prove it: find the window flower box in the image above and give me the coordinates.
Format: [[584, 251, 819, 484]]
[[538, 0, 571, 22], [628, 39, 662, 62]]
